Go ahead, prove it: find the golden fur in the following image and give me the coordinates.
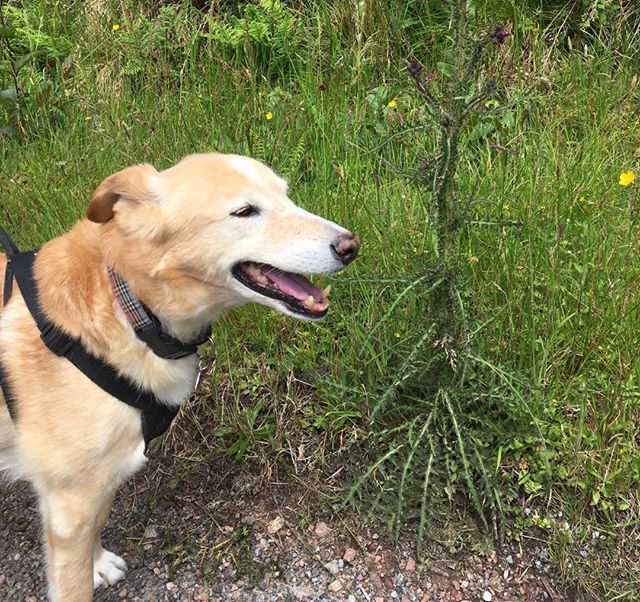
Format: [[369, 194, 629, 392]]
[[0, 153, 359, 601]]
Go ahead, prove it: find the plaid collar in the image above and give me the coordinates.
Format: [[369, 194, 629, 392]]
[[108, 266, 153, 331], [107, 266, 209, 360]]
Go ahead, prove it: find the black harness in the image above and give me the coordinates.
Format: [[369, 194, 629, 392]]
[[0, 228, 209, 447]]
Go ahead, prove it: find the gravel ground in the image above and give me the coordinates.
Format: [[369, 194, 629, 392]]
[[0, 453, 565, 602]]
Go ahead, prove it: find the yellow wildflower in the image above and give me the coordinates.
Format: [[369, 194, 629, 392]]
[[265, 112, 273, 120], [468, 256, 479, 264], [112, 23, 120, 31], [388, 99, 397, 108], [619, 170, 636, 186], [84, 116, 92, 121]]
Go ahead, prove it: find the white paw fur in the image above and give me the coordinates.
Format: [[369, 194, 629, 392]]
[[93, 547, 127, 589]]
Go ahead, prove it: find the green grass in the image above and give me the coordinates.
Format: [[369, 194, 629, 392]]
[[1, 0, 640, 598]]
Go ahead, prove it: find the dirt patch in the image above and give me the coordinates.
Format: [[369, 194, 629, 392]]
[[0, 449, 567, 602]]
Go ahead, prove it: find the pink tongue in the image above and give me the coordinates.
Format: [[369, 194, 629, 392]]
[[264, 268, 323, 302]]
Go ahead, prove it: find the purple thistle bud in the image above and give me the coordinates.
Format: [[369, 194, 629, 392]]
[[490, 24, 510, 45], [407, 59, 424, 77]]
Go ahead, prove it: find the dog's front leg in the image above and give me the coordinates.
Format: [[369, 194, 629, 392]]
[[92, 489, 127, 590], [39, 486, 108, 602]]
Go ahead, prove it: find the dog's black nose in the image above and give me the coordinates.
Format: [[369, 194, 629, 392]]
[[331, 232, 361, 265]]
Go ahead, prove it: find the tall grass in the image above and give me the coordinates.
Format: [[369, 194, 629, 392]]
[[1, 0, 639, 598]]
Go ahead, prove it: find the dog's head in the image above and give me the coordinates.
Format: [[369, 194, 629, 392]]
[[87, 153, 360, 322]]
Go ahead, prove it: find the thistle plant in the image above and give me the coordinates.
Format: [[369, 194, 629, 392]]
[[341, 15, 519, 550], [407, 23, 509, 261]]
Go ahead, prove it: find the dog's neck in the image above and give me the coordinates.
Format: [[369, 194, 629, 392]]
[[98, 225, 239, 344]]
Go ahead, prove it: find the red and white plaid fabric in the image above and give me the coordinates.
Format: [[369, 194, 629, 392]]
[[107, 266, 152, 331]]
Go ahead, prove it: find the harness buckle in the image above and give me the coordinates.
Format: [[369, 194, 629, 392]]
[[135, 323, 196, 360], [40, 322, 75, 357]]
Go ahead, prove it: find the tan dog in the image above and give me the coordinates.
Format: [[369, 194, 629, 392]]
[[0, 153, 360, 601]]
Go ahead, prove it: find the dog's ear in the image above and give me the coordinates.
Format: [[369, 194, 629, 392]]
[[87, 164, 162, 223]]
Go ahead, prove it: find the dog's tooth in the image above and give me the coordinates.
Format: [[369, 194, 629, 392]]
[[256, 274, 268, 284], [244, 264, 262, 278], [303, 295, 315, 308], [322, 285, 331, 297]]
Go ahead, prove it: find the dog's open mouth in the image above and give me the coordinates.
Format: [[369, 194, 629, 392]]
[[232, 262, 330, 318]]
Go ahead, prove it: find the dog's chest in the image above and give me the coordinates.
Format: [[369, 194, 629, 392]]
[[118, 345, 201, 407]]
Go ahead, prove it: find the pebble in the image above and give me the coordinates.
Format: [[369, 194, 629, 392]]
[[143, 524, 159, 540], [267, 516, 285, 534], [483, 591, 493, 601], [324, 560, 340, 576], [328, 579, 343, 592], [343, 547, 358, 562], [314, 522, 331, 538]]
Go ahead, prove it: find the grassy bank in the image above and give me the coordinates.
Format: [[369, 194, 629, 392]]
[[1, 0, 639, 598]]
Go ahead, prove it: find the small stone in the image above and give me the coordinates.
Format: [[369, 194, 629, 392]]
[[118, 589, 128, 599], [482, 591, 493, 601], [324, 560, 340, 576], [390, 592, 398, 599], [314, 522, 331, 538], [405, 557, 416, 572], [348, 596, 356, 602], [267, 516, 285, 534], [328, 579, 343, 592], [370, 573, 383, 589], [579, 549, 589, 558], [506, 554, 514, 565], [292, 586, 315, 600], [166, 582, 179, 592], [143, 524, 159, 540], [343, 547, 357, 562], [460, 580, 469, 588]]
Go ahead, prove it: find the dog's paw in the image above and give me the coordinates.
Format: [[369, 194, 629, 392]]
[[93, 547, 127, 589]]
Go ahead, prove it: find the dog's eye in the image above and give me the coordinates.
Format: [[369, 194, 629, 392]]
[[231, 205, 259, 218]]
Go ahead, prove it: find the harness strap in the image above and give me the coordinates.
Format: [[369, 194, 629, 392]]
[[0, 228, 18, 419], [1, 228, 18, 307], [0, 228, 182, 445]]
